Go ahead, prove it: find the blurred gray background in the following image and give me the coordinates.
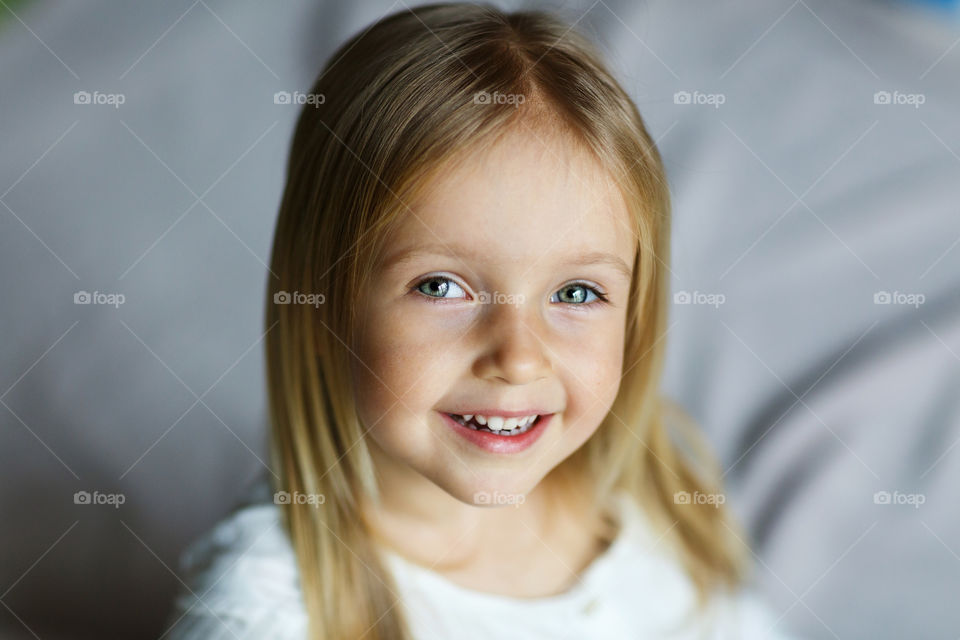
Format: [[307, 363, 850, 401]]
[[2, 0, 959, 638]]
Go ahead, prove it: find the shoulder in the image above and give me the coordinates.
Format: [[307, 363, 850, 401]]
[[610, 492, 803, 639], [703, 586, 802, 640], [163, 499, 309, 639]]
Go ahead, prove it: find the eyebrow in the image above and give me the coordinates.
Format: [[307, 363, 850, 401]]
[[381, 244, 633, 280]]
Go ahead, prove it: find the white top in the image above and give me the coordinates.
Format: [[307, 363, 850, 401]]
[[164, 481, 801, 639]]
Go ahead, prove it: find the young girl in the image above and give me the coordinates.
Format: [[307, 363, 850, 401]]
[[165, 3, 800, 638]]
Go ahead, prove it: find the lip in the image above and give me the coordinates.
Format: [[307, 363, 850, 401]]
[[439, 411, 553, 454], [443, 409, 552, 418]]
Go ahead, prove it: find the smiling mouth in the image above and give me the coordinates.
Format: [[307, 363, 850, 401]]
[[445, 413, 544, 436]]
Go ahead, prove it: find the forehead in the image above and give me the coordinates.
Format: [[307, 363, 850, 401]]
[[382, 127, 635, 271]]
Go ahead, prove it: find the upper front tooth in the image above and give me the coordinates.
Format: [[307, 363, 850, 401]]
[[487, 416, 504, 430], [469, 414, 540, 428]]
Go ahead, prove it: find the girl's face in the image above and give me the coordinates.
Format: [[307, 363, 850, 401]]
[[351, 126, 635, 506]]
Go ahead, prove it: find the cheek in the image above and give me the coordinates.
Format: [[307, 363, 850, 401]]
[[351, 305, 450, 433], [560, 318, 626, 432]]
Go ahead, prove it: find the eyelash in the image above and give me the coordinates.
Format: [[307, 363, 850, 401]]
[[410, 275, 610, 307]]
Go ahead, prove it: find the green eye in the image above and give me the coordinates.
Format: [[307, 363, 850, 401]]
[[412, 276, 609, 306], [415, 276, 467, 299], [552, 283, 607, 305]]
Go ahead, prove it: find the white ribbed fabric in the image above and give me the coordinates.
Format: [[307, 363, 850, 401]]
[[164, 499, 309, 639], [164, 486, 800, 639]]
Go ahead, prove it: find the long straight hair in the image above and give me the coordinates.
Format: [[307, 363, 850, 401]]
[[265, 3, 749, 638]]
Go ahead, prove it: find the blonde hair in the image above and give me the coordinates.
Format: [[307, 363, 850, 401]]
[[265, 3, 750, 638]]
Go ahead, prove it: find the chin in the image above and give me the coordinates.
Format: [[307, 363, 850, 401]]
[[434, 470, 545, 508]]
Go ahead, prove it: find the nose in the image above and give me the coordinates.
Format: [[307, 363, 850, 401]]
[[472, 302, 552, 385]]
